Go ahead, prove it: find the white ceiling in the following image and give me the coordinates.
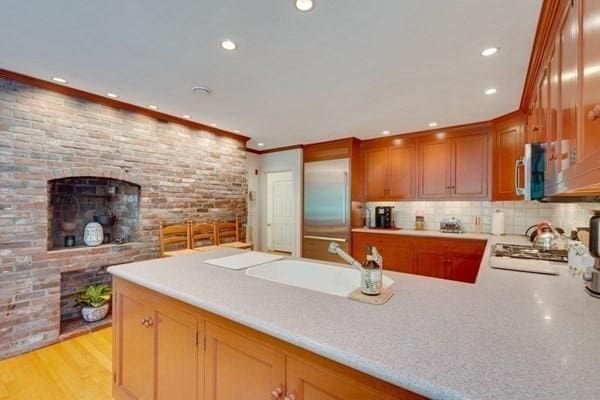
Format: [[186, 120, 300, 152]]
[[0, 0, 542, 150]]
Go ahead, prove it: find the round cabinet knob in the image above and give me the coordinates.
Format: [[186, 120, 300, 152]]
[[285, 395, 296, 400], [271, 387, 283, 398], [588, 104, 600, 121]]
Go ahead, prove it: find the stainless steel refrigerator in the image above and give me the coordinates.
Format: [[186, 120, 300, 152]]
[[303, 158, 350, 262]]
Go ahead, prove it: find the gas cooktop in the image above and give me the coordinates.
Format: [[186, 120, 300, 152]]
[[493, 243, 568, 263]]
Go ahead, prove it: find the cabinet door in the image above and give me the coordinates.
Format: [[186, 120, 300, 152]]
[[547, 41, 561, 181], [527, 95, 540, 143], [447, 254, 482, 283], [580, 0, 600, 172], [364, 147, 388, 200], [379, 235, 414, 274], [539, 68, 550, 144], [493, 123, 525, 200], [559, 0, 579, 173], [114, 289, 155, 400], [204, 323, 285, 400], [414, 251, 446, 279], [286, 357, 400, 400], [446, 240, 485, 283], [453, 134, 488, 198], [388, 144, 416, 200], [152, 302, 199, 400], [419, 140, 452, 198], [413, 239, 447, 279]]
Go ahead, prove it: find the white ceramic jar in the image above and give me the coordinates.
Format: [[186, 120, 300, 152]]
[[83, 222, 104, 246]]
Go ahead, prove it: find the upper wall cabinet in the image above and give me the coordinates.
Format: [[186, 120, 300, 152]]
[[492, 112, 527, 200], [524, 0, 600, 194], [580, 0, 600, 176], [363, 140, 416, 201], [418, 132, 489, 200]]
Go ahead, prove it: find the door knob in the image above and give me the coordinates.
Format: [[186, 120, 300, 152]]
[[271, 387, 283, 398]]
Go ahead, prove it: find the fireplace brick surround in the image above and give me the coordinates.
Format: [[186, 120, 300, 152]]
[[0, 77, 248, 358]]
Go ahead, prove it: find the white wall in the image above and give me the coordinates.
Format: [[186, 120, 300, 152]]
[[245, 152, 260, 246], [250, 149, 303, 256]]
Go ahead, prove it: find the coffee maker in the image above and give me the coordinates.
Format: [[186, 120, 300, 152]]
[[375, 206, 393, 228], [584, 210, 600, 298]]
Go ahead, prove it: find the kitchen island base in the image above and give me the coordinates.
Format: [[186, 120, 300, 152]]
[[112, 277, 424, 400]]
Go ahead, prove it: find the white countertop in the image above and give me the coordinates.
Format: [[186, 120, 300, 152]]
[[108, 234, 600, 400]]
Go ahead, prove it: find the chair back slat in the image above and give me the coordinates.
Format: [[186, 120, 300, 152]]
[[190, 222, 216, 249], [159, 221, 190, 256], [216, 216, 241, 245]]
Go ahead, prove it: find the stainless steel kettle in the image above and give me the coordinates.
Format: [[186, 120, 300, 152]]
[[528, 222, 565, 250]]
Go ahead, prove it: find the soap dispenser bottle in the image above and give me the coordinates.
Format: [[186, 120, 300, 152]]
[[361, 246, 383, 296]]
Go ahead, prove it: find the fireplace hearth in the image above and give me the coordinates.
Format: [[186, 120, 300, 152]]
[[47, 177, 141, 251]]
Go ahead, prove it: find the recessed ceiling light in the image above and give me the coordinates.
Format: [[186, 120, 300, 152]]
[[209, 123, 217, 127], [221, 39, 237, 51], [52, 77, 67, 84], [382, 130, 390, 135], [481, 47, 499, 57], [148, 105, 159, 110], [485, 88, 498, 95], [295, 0, 314, 12], [257, 142, 265, 147], [106, 93, 118, 98], [429, 122, 438, 127], [233, 130, 241, 133], [182, 114, 192, 119]]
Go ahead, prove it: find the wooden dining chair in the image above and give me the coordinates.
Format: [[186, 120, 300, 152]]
[[189, 221, 219, 252], [216, 216, 253, 250], [159, 221, 193, 257]]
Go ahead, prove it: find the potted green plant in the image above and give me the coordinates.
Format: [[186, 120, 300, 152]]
[[75, 283, 112, 322]]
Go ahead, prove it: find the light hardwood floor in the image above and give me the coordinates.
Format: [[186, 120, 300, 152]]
[[0, 328, 112, 400]]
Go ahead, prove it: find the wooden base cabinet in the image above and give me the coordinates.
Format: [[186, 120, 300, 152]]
[[205, 323, 285, 400], [352, 233, 486, 284], [113, 280, 199, 400], [113, 278, 424, 400]]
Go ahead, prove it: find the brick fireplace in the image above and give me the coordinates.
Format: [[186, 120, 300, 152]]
[[0, 77, 248, 359]]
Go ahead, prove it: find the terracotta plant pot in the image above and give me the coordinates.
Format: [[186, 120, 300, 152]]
[[81, 303, 109, 322]]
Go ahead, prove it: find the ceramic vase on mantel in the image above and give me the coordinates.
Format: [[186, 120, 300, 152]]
[[83, 222, 104, 247]]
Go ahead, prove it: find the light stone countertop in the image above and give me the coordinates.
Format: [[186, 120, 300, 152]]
[[108, 234, 600, 400]]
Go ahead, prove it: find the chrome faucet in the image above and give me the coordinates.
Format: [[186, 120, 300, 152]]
[[328, 242, 364, 271]]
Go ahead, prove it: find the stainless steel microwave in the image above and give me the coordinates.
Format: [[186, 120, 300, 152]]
[[515, 143, 546, 201]]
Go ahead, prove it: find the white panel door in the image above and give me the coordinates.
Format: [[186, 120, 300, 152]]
[[268, 173, 294, 252]]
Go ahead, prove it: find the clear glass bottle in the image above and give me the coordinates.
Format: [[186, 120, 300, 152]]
[[361, 251, 382, 296]]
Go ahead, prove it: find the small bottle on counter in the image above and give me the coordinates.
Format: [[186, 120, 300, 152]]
[[361, 247, 382, 296], [415, 210, 425, 230]]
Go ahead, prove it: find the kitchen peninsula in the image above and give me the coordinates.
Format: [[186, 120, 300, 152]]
[[108, 238, 600, 400]]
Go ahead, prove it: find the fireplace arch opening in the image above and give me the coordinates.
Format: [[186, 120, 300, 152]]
[[47, 176, 141, 250]]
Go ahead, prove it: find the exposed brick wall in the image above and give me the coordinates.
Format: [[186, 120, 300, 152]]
[[0, 77, 248, 358]]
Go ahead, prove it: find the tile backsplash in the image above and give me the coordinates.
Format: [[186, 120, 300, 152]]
[[366, 201, 599, 235]]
